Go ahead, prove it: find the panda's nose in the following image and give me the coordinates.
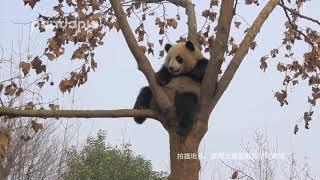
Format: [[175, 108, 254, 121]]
[[168, 67, 174, 71]]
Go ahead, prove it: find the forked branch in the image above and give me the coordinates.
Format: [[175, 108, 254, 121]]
[[211, 0, 280, 109], [193, 0, 235, 136], [201, 0, 234, 101], [200, 0, 235, 113]]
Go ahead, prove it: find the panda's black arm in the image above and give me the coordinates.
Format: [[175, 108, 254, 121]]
[[156, 66, 173, 86], [188, 58, 208, 82]]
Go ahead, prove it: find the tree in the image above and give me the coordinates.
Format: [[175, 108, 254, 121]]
[[219, 132, 315, 180], [0, 0, 319, 179], [0, 44, 71, 179], [63, 130, 167, 180]]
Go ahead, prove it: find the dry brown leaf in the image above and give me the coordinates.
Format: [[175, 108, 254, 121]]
[[20, 135, 31, 142], [31, 56, 46, 74], [250, 41, 257, 50], [37, 81, 45, 88], [25, 101, 34, 110], [49, 104, 60, 110], [231, 170, 238, 179], [167, 18, 178, 29], [23, 0, 39, 9], [4, 84, 17, 96], [294, 124, 299, 134], [45, 53, 56, 61], [234, 21, 241, 29], [15, 87, 24, 96], [19, 62, 31, 76], [31, 121, 43, 133]]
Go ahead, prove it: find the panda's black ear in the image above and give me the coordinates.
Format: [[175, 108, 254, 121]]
[[185, 41, 195, 51], [164, 44, 172, 52]]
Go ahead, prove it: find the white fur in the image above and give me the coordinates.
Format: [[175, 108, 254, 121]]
[[164, 42, 203, 75]]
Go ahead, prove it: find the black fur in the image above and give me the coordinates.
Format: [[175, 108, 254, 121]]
[[187, 58, 208, 82], [133, 86, 152, 124], [156, 66, 172, 86], [175, 92, 198, 136], [164, 44, 172, 52], [133, 42, 210, 136], [133, 58, 208, 135], [185, 41, 195, 51]]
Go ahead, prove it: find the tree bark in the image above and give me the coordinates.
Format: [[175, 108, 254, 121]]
[[168, 128, 202, 180]]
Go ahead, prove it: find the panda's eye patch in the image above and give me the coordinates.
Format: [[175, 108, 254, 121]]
[[176, 56, 183, 64]]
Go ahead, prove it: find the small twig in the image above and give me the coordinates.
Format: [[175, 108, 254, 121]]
[[236, 14, 251, 27], [142, 0, 187, 7], [0, 76, 24, 84], [278, 2, 320, 25], [219, 158, 255, 180], [0, 47, 4, 63]]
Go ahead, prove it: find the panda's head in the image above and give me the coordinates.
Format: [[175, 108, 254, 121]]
[[164, 41, 203, 75]]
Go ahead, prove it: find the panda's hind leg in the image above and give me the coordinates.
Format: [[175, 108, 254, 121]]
[[174, 92, 198, 136], [133, 86, 152, 124]]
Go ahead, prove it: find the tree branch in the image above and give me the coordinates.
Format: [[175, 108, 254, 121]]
[[200, 0, 235, 112], [185, 1, 197, 42], [278, 2, 320, 25], [193, 0, 235, 137], [211, 0, 280, 109], [110, 0, 172, 113], [0, 107, 160, 120], [142, 0, 186, 7]]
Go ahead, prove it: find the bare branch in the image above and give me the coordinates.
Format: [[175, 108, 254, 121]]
[[0, 107, 160, 120], [212, 0, 280, 109], [219, 158, 255, 180], [278, 2, 320, 25], [109, 0, 172, 112], [142, 0, 186, 7]]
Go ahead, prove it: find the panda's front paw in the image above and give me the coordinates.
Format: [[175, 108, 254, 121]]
[[156, 74, 169, 86]]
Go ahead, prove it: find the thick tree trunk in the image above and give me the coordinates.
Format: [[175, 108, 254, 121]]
[[167, 125, 205, 180], [155, 77, 208, 180]]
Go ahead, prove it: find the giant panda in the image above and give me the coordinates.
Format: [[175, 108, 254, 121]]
[[133, 41, 208, 136]]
